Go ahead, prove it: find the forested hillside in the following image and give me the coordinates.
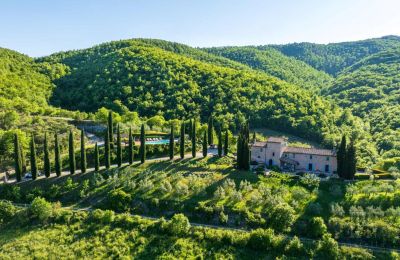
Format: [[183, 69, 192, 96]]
[[0, 48, 63, 115], [323, 49, 400, 162], [40, 40, 358, 148], [204, 46, 333, 92], [269, 35, 400, 75], [0, 48, 82, 171]]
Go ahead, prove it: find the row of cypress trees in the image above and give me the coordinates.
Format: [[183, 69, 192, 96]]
[[13, 113, 231, 182], [337, 135, 357, 179]]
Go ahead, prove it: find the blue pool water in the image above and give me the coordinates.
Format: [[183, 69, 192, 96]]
[[146, 139, 170, 145]]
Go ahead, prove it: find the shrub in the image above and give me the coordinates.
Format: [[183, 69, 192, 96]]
[[219, 211, 228, 224], [340, 246, 374, 260], [307, 202, 323, 216], [248, 228, 279, 251], [284, 236, 305, 256], [29, 197, 53, 222], [167, 213, 191, 236], [315, 234, 339, 260], [330, 203, 345, 217], [0, 200, 17, 224], [90, 209, 115, 224], [0, 185, 21, 201], [300, 174, 320, 190], [267, 203, 295, 232], [308, 217, 327, 238], [107, 189, 132, 212]]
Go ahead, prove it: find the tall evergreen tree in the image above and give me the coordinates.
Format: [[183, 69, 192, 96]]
[[202, 131, 207, 158], [80, 129, 87, 173], [128, 127, 134, 165], [252, 131, 256, 143], [105, 128, 110, 169], [224, 130, 229, 155], [108, 111, 114, 147], [217, 128, 222, 157], [68, 130, 75, 174], [237, 122, 250, 170], [94, 142, 100, 171], [30, 134, 38, 180], [54, 133, 61, 177], [237, 132, 242, 168], [337, 135, 347, 178], [21, 145, 26, 175], [43, 133, 51, 178], [116, 124, 122, 167], [169, 124, 175, 160], [346, 140, 357, 180], [188, 119, 193, 140], [14, 134, 22, 182], [208, 115, 214, 145], [192, 120, 196, 158], [140, 124, 146, 163], [180, 121, 185, 159]]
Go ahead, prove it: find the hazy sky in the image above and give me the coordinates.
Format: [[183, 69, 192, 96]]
[[1, 0, 400, 57]]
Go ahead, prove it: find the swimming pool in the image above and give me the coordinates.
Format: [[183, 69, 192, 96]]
[[146, 139, 177, 145]]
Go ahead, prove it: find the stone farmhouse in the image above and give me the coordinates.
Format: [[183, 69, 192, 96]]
[[250, 137, 337, 175]]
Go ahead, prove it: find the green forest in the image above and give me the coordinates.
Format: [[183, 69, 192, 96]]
[[1, 35, 400, 258]]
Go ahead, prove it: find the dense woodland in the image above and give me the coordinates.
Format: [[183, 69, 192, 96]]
[[0, 36, 399, 172], [1, 36, 400, 258]]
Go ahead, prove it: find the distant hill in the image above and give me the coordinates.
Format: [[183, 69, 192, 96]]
[[269, 35, 400, 75], [323, 49, 400, 158], [0, 47, 65, 114], [203, 46, 333, 92], [39, 39, 354, 146]]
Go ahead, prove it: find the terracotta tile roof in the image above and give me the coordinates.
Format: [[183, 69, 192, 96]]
[[284, 146, 336, 156], [267, 137, 287, 143], [252, 141, 267, 147]]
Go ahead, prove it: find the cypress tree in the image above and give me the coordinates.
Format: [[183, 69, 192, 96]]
[[192, 120, 196, 158], [252, 131, 256, 143], [94, 142, 100, 171], [116, 124, 122, 167], [337, 135, 347, 178], [128, 127, 134, 165], [140, 124, 146, 163], [208, 115, 214, 145], [243, 122, 250, 170], [237, 132, 242, 168], [202, 131, 207, 157], [217, 128, 222, 157], [105, 128, 110, 169], [346, 140, 357, 180], [180, 121, 185, 159], [30, 134, 38, 180], [224, 130, 229, 155], [21, 145, 26, 175], [54, 133, 61, 177], [14, 134, 22, 182], [68, 130, 75, 174], [237, 122, 250, 170], [188, 119, 193, 139], [108, 111, 113, 147], [169, 124, 174, 160], [80, 129, 87, 173], [43, 133, 50, 178]]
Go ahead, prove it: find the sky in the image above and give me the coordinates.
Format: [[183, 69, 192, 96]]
[[1, 0, 400, 57]]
